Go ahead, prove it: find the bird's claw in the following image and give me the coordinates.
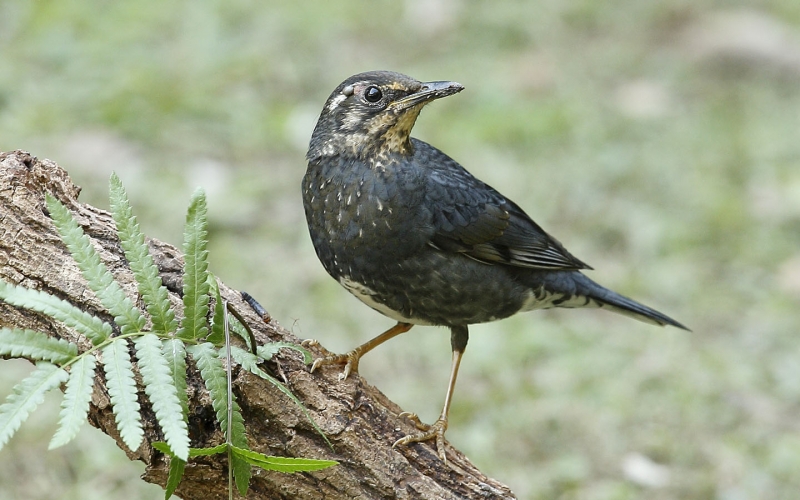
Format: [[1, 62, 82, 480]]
[[301, 340, 360, 380], [301, 339, 335, 357], [393, 413, 449, 462], [397, 412, 430, 430]]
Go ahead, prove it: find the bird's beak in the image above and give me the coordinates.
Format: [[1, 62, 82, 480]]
[[393, 80, 465, 111]]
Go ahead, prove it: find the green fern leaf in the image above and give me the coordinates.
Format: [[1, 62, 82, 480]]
[[228, 316, 253, 351], [232, 450, 251, 496], [230, 347, 268, 378], [0, 327, 78, 364], [232, 346, 331, 448], [0, 362, 68, 451], [134, 334, 189, 461], [0, 281, 111, 345], [231, 446, 338, 473], [257, 342, 313, 365], [177, 189, 209, 341], [46, 194, 146, 335], [154, 441, 228, 458], [187, 343, 246, 448], [49, 354, 96, 449], [102, 338, 143, 452], [205, 276, 224, 345], [164, 455, 185, 499], [151, 441, 171, 454], [109, 174, 178, 334], [151, 441, 189, 500], [161, 338, 188, 421], [189, 443, 228, 456]]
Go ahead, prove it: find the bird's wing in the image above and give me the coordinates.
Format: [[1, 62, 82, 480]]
[[419, 142, 591, 271]]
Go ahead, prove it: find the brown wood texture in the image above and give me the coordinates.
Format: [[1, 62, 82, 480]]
[[0, 150, 515, 499]]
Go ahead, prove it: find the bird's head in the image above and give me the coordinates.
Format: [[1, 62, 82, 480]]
[[307, 71, 464, 162]]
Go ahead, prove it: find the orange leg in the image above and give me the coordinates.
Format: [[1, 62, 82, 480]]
[[303, 322, 413, 380]]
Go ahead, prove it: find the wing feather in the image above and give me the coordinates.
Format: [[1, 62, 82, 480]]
[[417, 139, 591, 271]]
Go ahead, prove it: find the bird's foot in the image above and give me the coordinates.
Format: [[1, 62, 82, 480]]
[[301, 339, 361, 380], [393, 412, 449, 462]]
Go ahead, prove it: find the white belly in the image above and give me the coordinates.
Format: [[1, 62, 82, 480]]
[[338, 277, 434, 326]]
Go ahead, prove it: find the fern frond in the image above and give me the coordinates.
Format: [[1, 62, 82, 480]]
[[232, 346, 331, 448], [257, 342, 313, 365], [109, 173, 178, 334], [151, 441, 187, 500], [165, 455, 185, 500], [177, 189, 209, 341], [46, 194, 146, 335], [187, 343, 246, 448], [231, 446, 338, 473], [151, 441, 172, 454], [189, 443, 229, 456], [150, 441, 228, 458], [0, 327, 78, 364], [230, 347, 264, 376], [217, 315, 253, 495], [161, 338, 188, 421], [232, 450, 251, 496], [0, 362, 68, 451], [49, 354, 96, 449], [0, 281, 111, 345], [101, 338, 143, 452], [228, 315, 253, 350], [154, 441, 227, 457], [205, 276, 224, 345], [134, 333, 189, 461]]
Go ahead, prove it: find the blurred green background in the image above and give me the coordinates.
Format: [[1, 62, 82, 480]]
[[1, 1, 799, 498]]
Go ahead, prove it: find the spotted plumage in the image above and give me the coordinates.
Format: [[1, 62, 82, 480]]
[[302, 70, 687, 461]]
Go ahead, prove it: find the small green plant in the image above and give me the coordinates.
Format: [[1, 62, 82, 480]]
[[0, 174, 336, 498]]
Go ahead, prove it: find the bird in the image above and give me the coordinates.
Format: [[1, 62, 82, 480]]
[[301, 70, 688, 462]]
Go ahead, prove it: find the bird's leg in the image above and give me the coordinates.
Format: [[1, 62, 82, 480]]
[[302, 322, 413, 380], [394, 325, 468, 463]]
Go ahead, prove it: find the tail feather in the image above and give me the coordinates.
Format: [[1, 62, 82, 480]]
[[591, 287, 689, 330], [529, 271, 690, 330], [574, 273, 689, 330]]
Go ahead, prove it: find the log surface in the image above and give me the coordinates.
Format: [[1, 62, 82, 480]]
[[0, 150, 515, 500]]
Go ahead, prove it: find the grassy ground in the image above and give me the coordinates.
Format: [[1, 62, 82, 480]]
[[1, 1, 800, 498]]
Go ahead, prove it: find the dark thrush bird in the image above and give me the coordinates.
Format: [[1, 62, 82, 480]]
[[302, 70, 687, 461]]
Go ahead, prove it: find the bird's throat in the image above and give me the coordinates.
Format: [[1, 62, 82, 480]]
[[366, 106, 423, 157]]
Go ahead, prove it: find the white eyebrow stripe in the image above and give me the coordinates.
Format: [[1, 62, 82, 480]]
[[327, 93, 348, 111]]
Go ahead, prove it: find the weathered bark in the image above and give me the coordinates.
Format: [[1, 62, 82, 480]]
[[0, 150, 515, 500]]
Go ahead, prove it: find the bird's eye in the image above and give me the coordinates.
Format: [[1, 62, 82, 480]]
[[364, 86, 383, 103]]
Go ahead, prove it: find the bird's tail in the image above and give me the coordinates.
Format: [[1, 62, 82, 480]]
[[528, 271, 690, 330], [571, 272, 689, 330]]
